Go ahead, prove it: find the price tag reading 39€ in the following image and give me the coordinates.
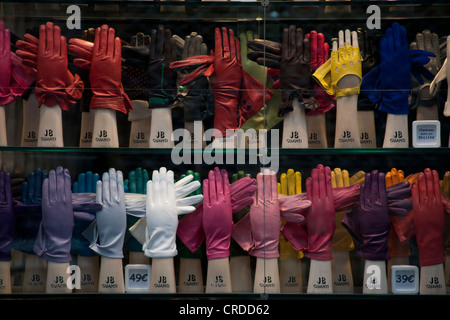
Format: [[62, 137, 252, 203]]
[[125, 264, 151, 293], [391, 265, 419, 294]]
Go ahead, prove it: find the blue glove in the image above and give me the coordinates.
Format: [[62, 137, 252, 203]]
[[71, 171, 99, 257], [0, 172, 14, 261], [13, 169, 48, 254], [360, 23, 434, 114]]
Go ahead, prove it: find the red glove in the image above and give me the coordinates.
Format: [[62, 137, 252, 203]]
[[35, 22, 83, 110], [89, 25, 132, 114], [210, 27, 243, 136], [305, 31, 335, 116], [412, 169, 446, 266]]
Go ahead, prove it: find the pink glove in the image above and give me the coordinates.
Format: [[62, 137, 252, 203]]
[[176, 175, 256, 254], [0, 21, 12, 106], [202, 167, 233, 260], [35, 22, 83, 110], [412, 169, 446, 266], [232, 170, 281, 258], [89, 25, 132, 114]]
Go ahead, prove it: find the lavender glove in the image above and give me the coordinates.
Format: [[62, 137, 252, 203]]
[[34, 167, 74, 263], [342, 170, 391, 261], [0, 172, 14, 261]]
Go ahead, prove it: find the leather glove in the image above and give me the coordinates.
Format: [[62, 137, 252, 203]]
[[84, 168, 126, 258], [203, 167, 233, 260], [174, 32, 214, 122], [210, 27, 243, 135], [71, 171, 99, 257], [0, 21, 13, 106], [89, 25, 132, 114], [303, 165, 336, 261], [77, 28, 95, 113], [331, 168, 355, 252], [0, 172, 14, 261], [278, 169, 303, 260], [177, 174, 256, 254], [279, 26, 317, 116], [144, 167, 191, 258], [146, 25, 177, 108], [357, 27, 378, 111], [35, 22, 83, 111], [342, 170, 391, 261], [124, 167, 149, 254], [385, 168, 410, 259], [412, 169, 445, 266], [122, 32, 151, 102], [409, 30, 442, 110], [34, 167, 74, 263]]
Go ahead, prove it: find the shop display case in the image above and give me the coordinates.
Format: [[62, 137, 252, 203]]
[[0, 0, 450, 304]]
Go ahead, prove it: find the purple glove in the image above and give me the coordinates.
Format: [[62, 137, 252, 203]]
[[34, 167, 74, 263], [202, 167, 233, 260], [0, 172, 14, 261], [342, 170, 391, 261]]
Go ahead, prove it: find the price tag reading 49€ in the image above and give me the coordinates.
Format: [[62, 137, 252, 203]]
[[391, 265, 419, 294], [125, 264, 151, 293]]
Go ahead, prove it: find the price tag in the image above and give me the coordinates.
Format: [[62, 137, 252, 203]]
[[412, 120, 440, 148], [125, 264, 151, 293], [391, 265, 419, 294]]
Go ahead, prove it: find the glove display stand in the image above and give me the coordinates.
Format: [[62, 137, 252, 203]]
[[1, 0, 450, 309]]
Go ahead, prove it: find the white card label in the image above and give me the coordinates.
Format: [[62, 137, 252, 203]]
[[412, 120, 440, 148], [391, 265, 419, 294], [125, 264, 151, 293]]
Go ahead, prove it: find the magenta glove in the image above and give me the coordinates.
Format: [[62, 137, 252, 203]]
[[34, 167, 74, 263], [0, 21, 13, 106], [0, 172, 14, 261], [203, 167, 233, 260], [342, 170, 391, 261], [303, 165, 336, 261], [176, 175, 256, 254]]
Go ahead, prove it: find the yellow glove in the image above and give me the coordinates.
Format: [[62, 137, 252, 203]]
[[278, 169, 303, 260], [440, 171, 450, 256], [331, 168, 355, 251], [313, 34, 362, 98]]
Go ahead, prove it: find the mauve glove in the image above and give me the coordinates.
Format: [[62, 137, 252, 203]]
[[247, 170, 281, 258], [412, 169, 445, 266], [203, 168, 233, 260], [303, 165, 335, 261], [34, 167, 74, 263], [342, 170, 391, 261], [0, 172, 14, 261]]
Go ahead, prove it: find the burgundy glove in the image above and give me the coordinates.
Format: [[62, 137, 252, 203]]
[[35, 22, 83, 110], [89, 24, 132, 114], [0, 21, 12, 106]]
